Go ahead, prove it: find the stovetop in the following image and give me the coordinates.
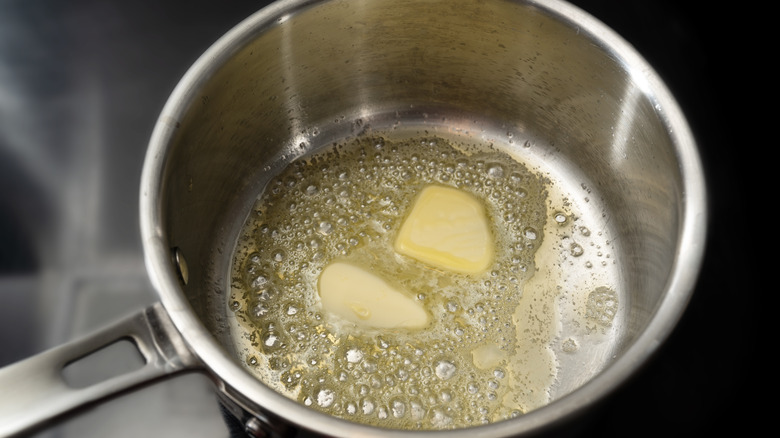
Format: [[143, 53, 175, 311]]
[[1, 1, 756, 437]]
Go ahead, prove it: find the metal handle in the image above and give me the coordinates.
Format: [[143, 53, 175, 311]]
[[0, 302, 200, 437]]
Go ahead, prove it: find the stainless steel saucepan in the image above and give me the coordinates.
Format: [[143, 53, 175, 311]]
[[0, 0, 707, 436]]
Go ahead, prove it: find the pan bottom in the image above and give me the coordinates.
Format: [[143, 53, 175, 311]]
[[218, 114, 625, 430]]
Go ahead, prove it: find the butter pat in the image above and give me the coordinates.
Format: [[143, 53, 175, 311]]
[[318, 262, 429, 329], [395, 185, 494, 274]]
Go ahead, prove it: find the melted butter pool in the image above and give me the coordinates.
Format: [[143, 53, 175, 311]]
[[226, 133, 622, 429]]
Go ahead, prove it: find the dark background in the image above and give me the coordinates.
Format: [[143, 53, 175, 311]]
[[1, 0, 756, 437]]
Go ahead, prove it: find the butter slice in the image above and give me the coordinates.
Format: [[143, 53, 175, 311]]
[[318, 262, 429, 329], [395, 185, 493, 274]]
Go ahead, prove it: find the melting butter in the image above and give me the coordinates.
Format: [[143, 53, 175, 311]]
[[394, 185, 494, 274], [319, 261, 429, 329]]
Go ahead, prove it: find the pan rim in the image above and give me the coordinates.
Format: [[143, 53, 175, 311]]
[[139, 0, 708, 436]]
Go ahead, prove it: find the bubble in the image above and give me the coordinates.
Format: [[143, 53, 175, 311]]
[[409, 399, 425, 421], [586, 287, 619, 327], [346, 348, 364, 363], [435, 360, 457, 380], [271, 249, 285, 262], [263, 331, 282, 350], [252, 303, 269, 318], [316, 388, 336, 408], [446, 301, 459, 312], [486, 163, 505, 178], [429, 408, 453, 427], [318, 221, 334, 235], [562, 338, 578, 353], [250, 274, 269, 290], [362, 360, 378, 374], [570, 242, 584, 257], [391, 398, 407, 418], [361, 398, 376, 415]]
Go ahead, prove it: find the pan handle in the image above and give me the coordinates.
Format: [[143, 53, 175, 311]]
[[0, 302, 200, 437]]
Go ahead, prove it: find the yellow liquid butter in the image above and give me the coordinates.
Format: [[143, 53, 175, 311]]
[[227, 135, 556, 429]]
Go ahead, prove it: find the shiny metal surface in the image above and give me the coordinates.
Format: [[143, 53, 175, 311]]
[[0, 304, 195, 437], [141, 0, 704, 436], [0, 0, 754, 437]]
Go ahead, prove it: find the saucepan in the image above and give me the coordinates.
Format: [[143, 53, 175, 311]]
[[0, 0, 707, 436]]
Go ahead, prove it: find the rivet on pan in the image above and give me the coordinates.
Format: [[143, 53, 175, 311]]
[[244, 417, 268, 438], [172, 247, 189, 285]]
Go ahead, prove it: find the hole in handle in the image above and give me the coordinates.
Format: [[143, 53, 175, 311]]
[[61, 339, 146, 388]]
